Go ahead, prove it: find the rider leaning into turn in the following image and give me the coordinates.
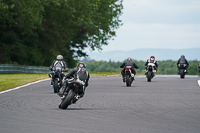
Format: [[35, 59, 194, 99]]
[[58, 63, 90, 100], [49, 55, 67, 85], [145, 55, 158, 73], [120, 57, 139, 81]]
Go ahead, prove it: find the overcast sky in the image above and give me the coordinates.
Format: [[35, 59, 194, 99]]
[[85, 0, 200, 53]]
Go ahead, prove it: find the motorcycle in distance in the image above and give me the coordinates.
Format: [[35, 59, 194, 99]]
[[58, 78, 85, 109], [178, 64, 187, 79], [124, 66, 135, 86], [50, 66, 68, 93], [145, 63, 157, 82]]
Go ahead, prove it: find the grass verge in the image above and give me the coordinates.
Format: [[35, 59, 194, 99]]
[[0, 73, 49, 92], [89, 72, 121, 76], [0, 72, 121, 92]]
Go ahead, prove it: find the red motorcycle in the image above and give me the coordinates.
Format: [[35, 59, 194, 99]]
[[124, 66, 135, 86]]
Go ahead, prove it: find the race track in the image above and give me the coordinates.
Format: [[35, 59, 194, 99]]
[[1, 75, 200, 133]]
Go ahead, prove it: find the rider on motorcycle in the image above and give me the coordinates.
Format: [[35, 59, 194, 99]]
[[120, 57, 139, 81], [49, 55, 67, 85], [198, 63, 200, 73], [58, 62, 90, 100], [145, 55, 158, 74], [177, 55, 189, 74]]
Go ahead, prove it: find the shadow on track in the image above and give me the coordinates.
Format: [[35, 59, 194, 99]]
[[62, 107, 102, 110]]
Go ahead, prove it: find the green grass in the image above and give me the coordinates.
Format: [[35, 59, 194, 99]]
[[0, 73, 50, 92], [0, 72, 122, 92], [89, 72, 121, 76]]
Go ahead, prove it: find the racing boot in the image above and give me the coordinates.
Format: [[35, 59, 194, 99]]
[[48, 74, 53, 85], [79, 91, 85, 98], [122, 74, 125, 82], [50, 79, 53, 85], [57, 87, 64, 96], [145, 71, 147, 75], [123, 77, 125, 82], [121, 71, 125, 82], [57, 82, 67, 97], [72, 95, 80, 104]]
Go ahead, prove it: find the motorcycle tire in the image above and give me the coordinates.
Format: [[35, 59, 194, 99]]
[[53, 79, 58, 93], [147, 72, 152, 82], [59, 89, 76, 109], [180, 69, 185, 79], [126, 75, 131, 86]]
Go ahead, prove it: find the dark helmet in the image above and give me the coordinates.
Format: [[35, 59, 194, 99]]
[[127, 57, 132, 62], [77, 62, 86, 68], [150, 55, 155, 60], [181, 55, 185, 58], [57, 55, 63, 60]]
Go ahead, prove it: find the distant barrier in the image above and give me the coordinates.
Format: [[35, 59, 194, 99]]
[[0, 64, 51, 74]]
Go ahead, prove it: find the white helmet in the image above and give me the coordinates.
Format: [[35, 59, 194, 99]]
[[57, 55, 63, 60]]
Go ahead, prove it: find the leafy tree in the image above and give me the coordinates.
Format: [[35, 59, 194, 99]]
[[0, 0, 123, 67]]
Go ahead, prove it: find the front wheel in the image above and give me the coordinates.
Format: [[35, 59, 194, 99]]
[[53, 79, 58, 93], [147, 72, 152, 82], [59, 89, 76, 109]]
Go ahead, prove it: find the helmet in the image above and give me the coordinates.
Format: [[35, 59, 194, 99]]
[[77, 63, 86, 68], [150, 55, 155, 60], [127, 57, 132, 62], [57, 55, 63, 60], [181, 55, 185, 58]]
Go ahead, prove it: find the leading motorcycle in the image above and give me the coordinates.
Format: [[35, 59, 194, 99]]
[[124, 66, 135, 86], [50, 66, 67, 93], [58, 78, 85, 109], [145, 63, 157, 82], [178, 64, 187, 79]]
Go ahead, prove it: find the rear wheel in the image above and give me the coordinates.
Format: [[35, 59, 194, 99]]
[[126, 75, 131, 86], [147, 72, 152, 82], [59, 89, 76, 109], [180, 69, 185, 79], [53, 79, 58, 93]]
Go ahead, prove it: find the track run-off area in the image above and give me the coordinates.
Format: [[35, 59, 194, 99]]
[[0, 75, 200, 133]]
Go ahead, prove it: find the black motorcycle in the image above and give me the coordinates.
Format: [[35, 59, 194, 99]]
[[50, 66, 67, 93], [145, 63, 157, 82], [178, 64, 187, 79], [58, 78, 85, 109], [124, 66, 135, 86]]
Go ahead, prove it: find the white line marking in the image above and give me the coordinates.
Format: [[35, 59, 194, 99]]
[[0, 78, 50, 94], [198, 80, 200, 87]]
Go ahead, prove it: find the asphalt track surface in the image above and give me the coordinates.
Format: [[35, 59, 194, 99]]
[[1, 75, 200, 133]]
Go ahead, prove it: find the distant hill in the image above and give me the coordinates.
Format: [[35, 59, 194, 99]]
[[85, 48, 200, 62]]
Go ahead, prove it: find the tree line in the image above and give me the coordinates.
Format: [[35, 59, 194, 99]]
[[84, 60, 200, 75], [0, 0, 123, 68]]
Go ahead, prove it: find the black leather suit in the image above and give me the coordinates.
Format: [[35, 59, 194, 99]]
[[120, 61, 139, 77]]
